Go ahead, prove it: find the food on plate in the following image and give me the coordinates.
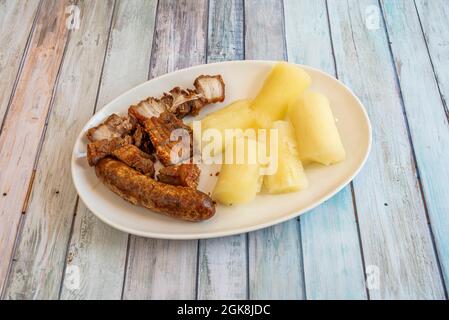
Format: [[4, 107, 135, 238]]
[[263, 121, 308, 194], [85, 74, 225, 222], [87, 136, 133, 166], [128, 75, 225, 120], [251, 62, 311, 128], [157, 163, 200, 189], [198, 100, 255, 155], [288, 92, 346, 165], [83, 65, 348, 221], [212, 137, 262, 205], [112, 144, 155, 177], [140, 111, 193, 166], [87, 114, 135, 142], [95, 158, 215, 222], [132, 124, 154, 155]]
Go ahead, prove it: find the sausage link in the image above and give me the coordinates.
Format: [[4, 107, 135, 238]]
[[95, 158, 215, 222]]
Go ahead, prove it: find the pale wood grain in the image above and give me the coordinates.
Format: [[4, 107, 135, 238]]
[[381, 0, 449, 294], [284, 0, 367, 300], [245, 0, 305, 299], [122, 0, 208, 300], [327, 0, 445, 299], [0, 0, 71, 294], [60, 0, 158, 300], [4, 0, 115, 299], [415, 0, 449, 119], [0, 0, 40, 130], [197, 0, 247, 300]]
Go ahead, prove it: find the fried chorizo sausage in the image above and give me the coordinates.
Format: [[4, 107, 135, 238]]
[[95, 158, 215, 222]]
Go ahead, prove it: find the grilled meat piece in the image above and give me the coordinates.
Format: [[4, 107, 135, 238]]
[[87, 136, 132, 166], [167, 87, 204, 118], [194, 75, 225, 105], [87, 114, 136, 142], [132, 124, 154, 156], [112, 144, 155, 177], [128, 97, 167, 122], [95, 158, 215, 222], [157, 163, 200, 189], [128, 75, 225, 120], [143, 112, 193, 166]]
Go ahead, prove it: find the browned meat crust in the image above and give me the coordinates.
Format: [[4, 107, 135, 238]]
[[112, 144, 155, 178], [128, 75, 225, 120], [143, 112, 193, 166], [87, 114, 136, 142], [128, 97, 167, 122], [87, 136, 132, 166], [132, 124, 154, 155], [157, 163, 200, 189], [95, 158, 215, 222], [194, 75, 225, 105], [167, 87, 204, 118]]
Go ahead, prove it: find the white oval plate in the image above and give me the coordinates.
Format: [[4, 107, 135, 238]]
[[72, 60, 371, 239]]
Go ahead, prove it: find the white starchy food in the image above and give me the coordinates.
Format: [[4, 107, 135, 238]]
[[197, 100, 255, 156], [251, 62, 311, 128], [288, 91, 346, 166], [263, 121, 308, 194], [212, 136, 262, 205]]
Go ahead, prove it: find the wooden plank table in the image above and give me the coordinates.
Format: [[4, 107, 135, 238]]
[[0, 0, 448, 300]]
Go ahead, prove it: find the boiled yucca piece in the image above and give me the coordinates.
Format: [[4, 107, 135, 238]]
[[251, 62, 311, 128], [212, 137, 262, 205], [263, 121, 308, 194], [197, 100, 255, 156], [288, 92, 346, 166]]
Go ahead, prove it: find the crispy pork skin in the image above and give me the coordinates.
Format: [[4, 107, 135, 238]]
[[194, 75, 225, 105], [87, 136, 132, 166], [95, 158, 215, 222], [87, 114, 136, 142], [157, 163, 200, 189], [143, 112, 193, 166], [112, 144, 155, 177]]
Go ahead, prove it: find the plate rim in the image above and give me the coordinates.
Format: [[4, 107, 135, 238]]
[[71, 60, 372, 240]]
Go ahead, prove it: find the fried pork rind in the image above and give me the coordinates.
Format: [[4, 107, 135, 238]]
[[128, 97, 167, 122], [143, 112, 193, 166], [128, 74, 225, 121], [86, 136, 133, 166], [132, 124, 154, 156], [86, 114, 136, 142], [112, 144, 155, 177], [157, 163, 200, 189], [194, 75, 225, 104]]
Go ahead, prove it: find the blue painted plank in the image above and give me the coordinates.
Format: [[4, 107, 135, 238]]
[[381, 0, 449, 294], [415, 0, 449, 118], [245, 0, 305, 300], [284, 0, 367, 300], [327, 0, 445, 299]]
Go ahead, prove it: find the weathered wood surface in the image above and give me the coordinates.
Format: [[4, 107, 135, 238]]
[[4, 0, 115, 300], [122, 0, 208, 300], [327, 0, 445, 299], [60, 0, 158, 300], [0, 0, 71, 295], [284, 0, 367, 300], [0, 0, 40, 130], [412, 0, 449, 290], [245, 0, 305, 300], [415, 0, 449, 119], [1, 0, 448, 300], [197, 0, 247, 300]]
